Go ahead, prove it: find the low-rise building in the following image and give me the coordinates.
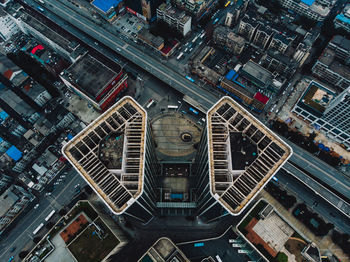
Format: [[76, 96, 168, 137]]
[[334, 4, 350, 33], [213, 26, 245, 55], [60, 53, 128, 111], [91, 0, 124, 22], [0, 184, 33, 235], [156, 3, 192, 36], [312, 46, 350, 91], [171, 0, 216, 19], [137, 28, 164, 50], [327, 35, 350, 64], [14, 9, 87, 62], [277, 0, 333, 21]]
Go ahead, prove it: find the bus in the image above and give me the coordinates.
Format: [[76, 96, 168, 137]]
[[35, 0, 45, 4], [37, 6, 45, 12], [215, 255, 223, 262], [45, 210, 55, 222], [189, 107, 199, 115], [200, 32, 206, 38], [185, 76, 195, 83], [177, 52, 184, 60], [167, 105, 178, 109], [225, 1, 231, 7], [192, 36, 198, 43], [33, 223, 44, 235], [146, 99, 155, 109]]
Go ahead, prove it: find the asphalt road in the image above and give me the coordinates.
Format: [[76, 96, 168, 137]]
[[33, 0, 218, 112], [0, 169, 86, 262], [276, 170, 350, 234]]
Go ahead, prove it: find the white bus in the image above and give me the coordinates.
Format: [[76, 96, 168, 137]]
[[192, 36, 198, 43], [215, 255, 223, 262], [45, 210, 55, 222], [146, 99, 155, 109], [35, 0, 45, 4], [167, 105, 178, 109], [33, 223, 44, 235], [177, 52, 184, 60], [200, 32, 206, 38]]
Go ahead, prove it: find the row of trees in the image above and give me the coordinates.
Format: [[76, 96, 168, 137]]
[[332, 231, 350, 255], [293, 204, 334, 236], [265, 182, 297, 210], [271, 120, 341, 167]]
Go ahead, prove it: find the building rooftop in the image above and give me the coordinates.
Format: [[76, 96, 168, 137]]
[[330, 35, 350, 52], [63, 97, 147, 215], [297, 80, 336, 117], [0, 186, 19, 217], [20, 10, 80, 55], [318, 48, 350, 80], [61, 53, 121, 102], [157, 3, 191, 24], [207, 97, 292, 215], [91, 0, 122, 13], [138, 237, 189, 262], [241, 61, 273, 86], [138, 28, 164, 49]]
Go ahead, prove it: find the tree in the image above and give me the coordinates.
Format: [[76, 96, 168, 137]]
[[33, 236, 41, 244], [276, 252, 288, 262], [19, 251, 29, 259]]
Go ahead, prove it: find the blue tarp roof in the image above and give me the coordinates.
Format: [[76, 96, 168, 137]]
[[67, 133, 73, 140], [6, 145, 22, 162], [0, 110, 9, 122], [301, 0, 315, 6], [336, 14, 350, 25], [225, 70, 236, 80], [91, 0, 122, 13]]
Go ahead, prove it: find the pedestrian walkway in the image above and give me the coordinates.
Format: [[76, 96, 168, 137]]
[[259, 190, 350, 262]]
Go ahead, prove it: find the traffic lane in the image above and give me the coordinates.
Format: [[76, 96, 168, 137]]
[[178, 228, 253, 262], [284, 162, 350, 217], [276, 171, 350, 233], [0, 171, 85, 261], [40, 0, 216, 110]]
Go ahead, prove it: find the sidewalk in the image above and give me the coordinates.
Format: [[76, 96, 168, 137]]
[[259, 190, 350, 262]]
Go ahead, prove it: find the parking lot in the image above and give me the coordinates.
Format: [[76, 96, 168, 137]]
[[113, 12, 146, 40]]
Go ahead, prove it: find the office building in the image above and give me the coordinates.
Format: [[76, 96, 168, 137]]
[[312, 42, 350, 91], [63, 97, 159, 223], [193, 97, 292, 221], [91, 0, 124, 22], [334, 4, 350, 33], [277, 0, 333, 21], [138, 237, 190, 262], [213, 26, 245, 55], [321, 87, 350, 146], [0, 8, 19, 41], [292, 81, 350, 148], [156, 3, 192, 36], [60, 53, 128, 111]]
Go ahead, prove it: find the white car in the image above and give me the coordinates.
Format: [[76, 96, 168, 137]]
[[34, 204, 39, 209]]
